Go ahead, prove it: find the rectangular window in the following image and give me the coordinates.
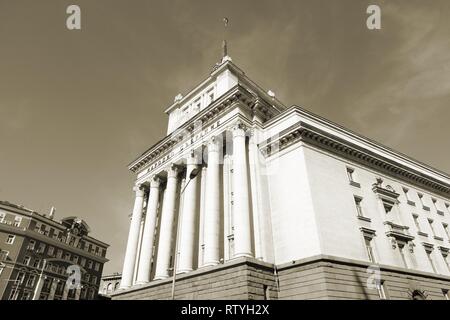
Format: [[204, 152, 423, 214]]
[[346, 167, 360, 187], [81, 257, 86, 267], [6, 235, 15, 244], [354, 196, 364, 217], [27, 240, 35, 250], [16, 272, 25, 284], [48, 246, 55, 256], [92, 276, 97, 284], [0, 250, 9, 261], [37, 243, 46, 253], [14, 216, 22, 227], [33, 259, 41, 268], [94, 262, 100, 271], [87, 260, 93, 269], [426, 251, 437, 273], [403, 187, 415, 206], [0, 212, 5, 223], [26, 274, 36, 287], [443, 223, 450, 240], [428, 219, 437, 237], [418, 193, 430, 211], [23, 256, 31, 266], [398, 244, 408, 269], [412, 214, 421, 232], [64, 252, 71, 261], [377, 281, 388, 300], [364, 236, 376, 263], [73, 255, 79, 264]]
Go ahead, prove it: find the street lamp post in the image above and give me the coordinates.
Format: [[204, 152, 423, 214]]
[[170, 167, 200, 300]]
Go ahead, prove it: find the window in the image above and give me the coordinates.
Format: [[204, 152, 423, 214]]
[[87, 260, 93, 269], [37, 243, 46, 253], [8, 289, 19, 300], [0, 212, 5, 222], [443, 223, 450, 240], [23, 256, 31, 266], [14, 216, 22, 227], [64, 252, 71, 261], [364, 236, 376, 263], [0, 250, 9, 261], [27, 240, 35, 250], [6, 234, 15, 244], [16, 272, 26, 284], [81, 257, 86, 267], [443, 289, 449, 300], [354, 196, 364, 217], [398, 244, 408, 269], [33, 259, 41, 268], [346, 167, 360, 187], [205, 88, 215, 106], [48, 246, 55, 256], [73, 255, 79, 264], [426, 250, 437, 273], [412, 214, 421, 232], [26, 274, 36, 287], [403, 188, 415, 206], [56, 249, 63, 259], [446, 203, 450, 213], [428, 219, 437, 237], [86, 274, 90, 282], [94, 262, 100, 271], [92, 275, 97, 284], [377, 281, 388, 300], [21, 291, 32, 300], [418, 193, 430, 211]]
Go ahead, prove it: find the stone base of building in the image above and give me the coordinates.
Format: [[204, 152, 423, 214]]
[[111, 255, 450, 300]]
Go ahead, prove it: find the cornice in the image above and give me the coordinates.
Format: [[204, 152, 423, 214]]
[[128, 84, 278, 173], [259, 122, 450, 197]]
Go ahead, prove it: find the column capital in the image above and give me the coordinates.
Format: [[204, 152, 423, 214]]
[[148, 176, 162, 189], [166, 164, 180, 179], [206, 136, 222, 153], [186, 150, 201, 166], [133, 184, 146, 197], [231, 121, 248, 138]]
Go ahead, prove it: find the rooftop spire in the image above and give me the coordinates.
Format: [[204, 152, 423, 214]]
[[222, 17, 229, 58]]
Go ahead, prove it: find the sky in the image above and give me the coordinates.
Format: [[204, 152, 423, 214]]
[[0, 0, 449, 275]]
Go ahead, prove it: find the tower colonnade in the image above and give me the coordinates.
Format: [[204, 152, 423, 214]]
[[119, 122, 258, 289]]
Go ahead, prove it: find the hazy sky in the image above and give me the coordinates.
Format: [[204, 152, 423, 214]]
[[1, 0, 449, 275]]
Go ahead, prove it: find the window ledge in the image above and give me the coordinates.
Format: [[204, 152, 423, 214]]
[[434, 236, 444, 242], [357, 216, 372, 222], [349, 181, 361, 188], [417, 231, 429, 237], [422, 205, 431, 212], [437, 210, 445, 216]]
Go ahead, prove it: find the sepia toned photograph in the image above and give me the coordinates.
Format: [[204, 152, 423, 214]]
[[1, 0, 450, 310]]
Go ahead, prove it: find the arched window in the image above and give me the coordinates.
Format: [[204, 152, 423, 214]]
[[106, 283, 113, 293], [114, 282, 120, 290]]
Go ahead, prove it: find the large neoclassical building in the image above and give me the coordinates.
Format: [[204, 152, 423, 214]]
[[113, 54, 450, 300]]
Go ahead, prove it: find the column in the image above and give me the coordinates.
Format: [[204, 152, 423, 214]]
[[32, 275, 46, 300], [119, 185, 146, 289], [178, 153, 200, 273], [198, 166, 207, 267], [136, 176, 162, 284], [232, 122, 253, 258], [62, 282, 69, 300], [203, 136, 222, 266], [154, 165, 179, 280], [47, 279, 58, 300]]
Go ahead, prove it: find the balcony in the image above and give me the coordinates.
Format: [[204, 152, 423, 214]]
[[384, 221, 415, 242]]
